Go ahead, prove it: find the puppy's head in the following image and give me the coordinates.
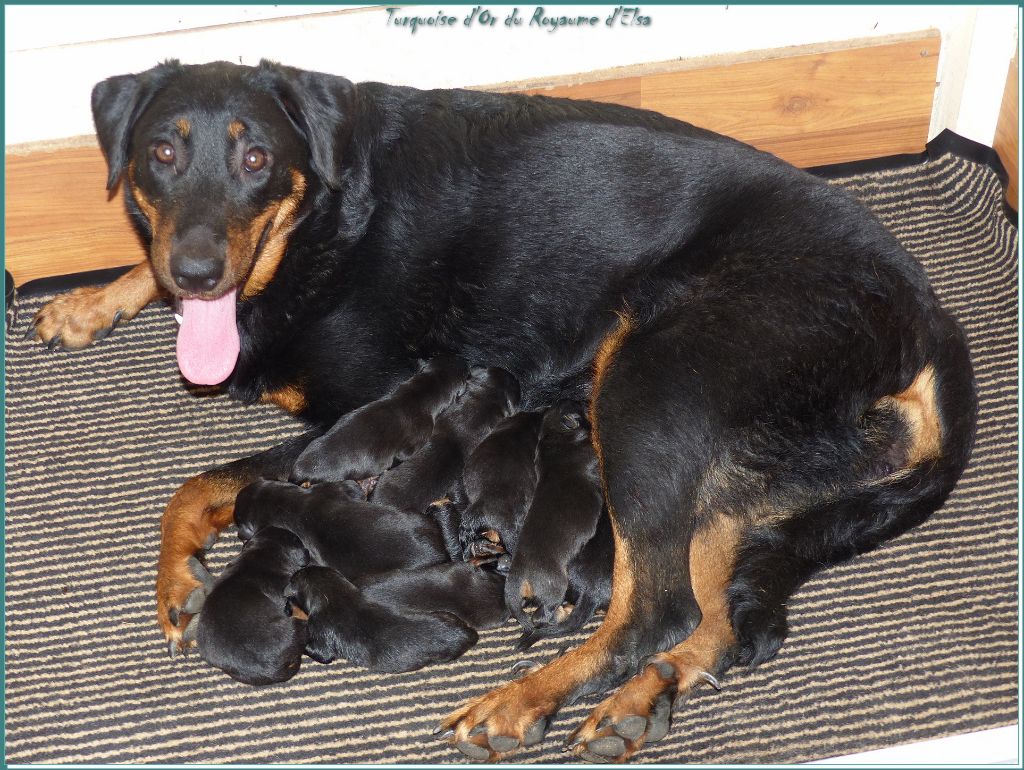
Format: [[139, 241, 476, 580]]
[[197, 527, 310, 685], [234, 478, 309, 542], [465, 366, 522, 414], [92, 59, 354, 301]]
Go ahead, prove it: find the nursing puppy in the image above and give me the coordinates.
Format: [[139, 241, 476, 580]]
[[371, 367, 520, 514], [234, 479, 450, 575], [288, 562, 506, 673], [195, 526, 310, 685], [290, 356, 469, 485], [455, 410, 544, 561], [505, 401, 604, 633], [516, 512, 614, 650]]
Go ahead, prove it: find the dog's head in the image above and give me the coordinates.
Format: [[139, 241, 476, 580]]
[[92, 59, 354, 300]]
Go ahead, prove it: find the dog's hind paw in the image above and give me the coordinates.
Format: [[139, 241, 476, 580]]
[[437, 680, 555, 760], [565, 657, 720, 762]]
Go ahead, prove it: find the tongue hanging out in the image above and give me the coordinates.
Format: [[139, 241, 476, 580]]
[[175, 289, 240, 385]]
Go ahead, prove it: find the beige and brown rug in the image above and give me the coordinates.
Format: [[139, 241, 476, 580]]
[[4, 140, 1018, 764]]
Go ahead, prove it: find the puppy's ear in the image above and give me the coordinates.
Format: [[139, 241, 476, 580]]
[[256, 60, 355, 190], [91, 61, 181, 190]]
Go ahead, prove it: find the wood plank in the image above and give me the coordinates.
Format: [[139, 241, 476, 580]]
[[5, 142, 145, 284], [993, 52, 1018, 210], [519, 77, 642, 108], [640, 35, 938, 168], [4, 35, 940, 285]]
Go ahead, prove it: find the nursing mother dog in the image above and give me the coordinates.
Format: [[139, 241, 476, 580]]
[[29, 60, 976, 762]]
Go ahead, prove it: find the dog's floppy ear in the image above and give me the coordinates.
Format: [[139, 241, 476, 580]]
[[256, 60, 355, 190], [92, 60, 181, 190]]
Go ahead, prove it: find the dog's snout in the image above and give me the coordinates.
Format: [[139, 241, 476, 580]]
[[172, 256, 223, 292], [170, 227, 226, 293]]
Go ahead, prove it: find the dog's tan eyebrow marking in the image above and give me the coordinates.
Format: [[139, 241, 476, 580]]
[[175, 118, 190, 138], [228, 120, 246, 140]]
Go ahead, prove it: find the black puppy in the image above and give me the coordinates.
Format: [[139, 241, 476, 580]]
[[290, 356, 469, 485], [371, 367, 520, 514], [516, 512, 613, 650], [505, 401, 604, 635], [234, 478, 450, 575], [288, 562, 506, 673], [454, 410, 544, 561], [195, 526, 310, 685]]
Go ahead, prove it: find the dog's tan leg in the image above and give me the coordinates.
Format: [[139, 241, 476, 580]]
[[29, 261, 159, 349], [157, 468, 248, 652], [158, 431, 321, 652], [564, 513, 740, 762]]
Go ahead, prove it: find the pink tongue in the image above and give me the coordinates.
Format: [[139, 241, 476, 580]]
[[176, 289, 240, 385]]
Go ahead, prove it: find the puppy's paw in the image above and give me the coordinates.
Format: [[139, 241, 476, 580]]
[[28, 287, 127, 350]]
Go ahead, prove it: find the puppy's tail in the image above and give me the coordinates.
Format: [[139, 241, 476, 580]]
[[730, 314, 977, 667]]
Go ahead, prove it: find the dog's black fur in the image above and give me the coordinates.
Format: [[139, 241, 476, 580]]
[[455, 410, 544, 559], [371, 366, 520, 513], [234, 479, 451, 575], [287, 562, 505, 673], [49, 59, 977, 759], [196, 526, 309, 685], [290, 356, 469, 484], [504, 401, 605, 634]]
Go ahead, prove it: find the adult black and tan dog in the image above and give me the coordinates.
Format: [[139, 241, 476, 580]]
[[30, 59, 976, 762]]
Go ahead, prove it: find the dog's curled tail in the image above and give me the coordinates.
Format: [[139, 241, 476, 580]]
[[729, 309, 977, 668]]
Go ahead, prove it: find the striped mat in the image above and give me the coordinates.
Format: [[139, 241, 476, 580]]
[[4, 149, 1018, 764]]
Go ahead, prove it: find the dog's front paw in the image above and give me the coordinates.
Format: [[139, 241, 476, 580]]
[[157, 555, 215, 656], [28, 287, 126, 349]]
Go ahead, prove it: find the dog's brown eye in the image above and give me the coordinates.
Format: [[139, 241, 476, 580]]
[[153, 142, 175, 164], [243, 147, 268, 173]]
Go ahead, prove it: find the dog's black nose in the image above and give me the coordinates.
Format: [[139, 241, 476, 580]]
[[171, 255, 224, 293], [170, 226, 226, 293]]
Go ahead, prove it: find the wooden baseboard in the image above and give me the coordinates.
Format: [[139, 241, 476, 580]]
[[4, 33, 939, 286], [994, 51, 1018, 210]]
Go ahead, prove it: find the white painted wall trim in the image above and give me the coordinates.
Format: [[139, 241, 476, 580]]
[[4, 5, 1018, 148]]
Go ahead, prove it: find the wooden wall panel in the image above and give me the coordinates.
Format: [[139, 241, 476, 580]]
[[520, 77, 642, 108], [993, 52, 1018, 210], [639, 38, 938, 168], [5, 35, 940, 285], [6, 143, 144, 284], [515, 35, 939, 169]]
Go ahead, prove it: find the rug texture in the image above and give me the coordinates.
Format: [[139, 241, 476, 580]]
[[4, 148, 1018, 764]]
